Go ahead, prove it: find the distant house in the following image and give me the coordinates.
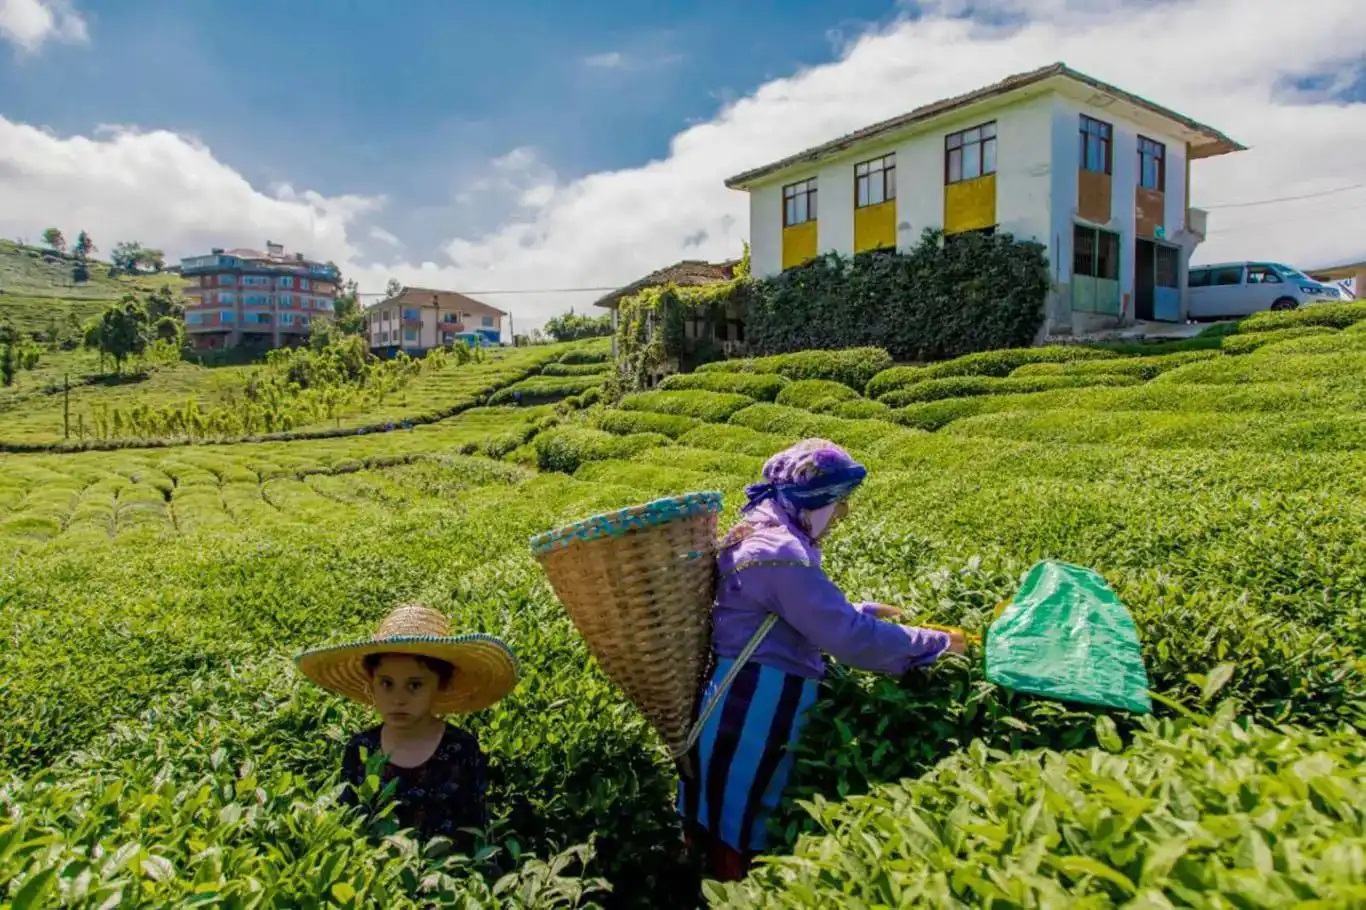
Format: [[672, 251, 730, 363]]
[[364, 286, 506, 356], [593, 258, 741, 357], [1306, 260, 1363, 300]]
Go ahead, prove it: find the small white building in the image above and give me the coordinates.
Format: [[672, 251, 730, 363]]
[[363, 286, 506, 356], [725, 63, 1245, 336]]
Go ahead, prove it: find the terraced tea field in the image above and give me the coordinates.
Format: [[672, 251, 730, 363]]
[[1, 307, 1363, 908]]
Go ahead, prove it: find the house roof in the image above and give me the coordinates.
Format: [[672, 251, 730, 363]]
[[364, 286, 506, 318], [592, 259, 739, 310], [222, 247, 332, 269], [1306, 260, 1366, 280], [725, 62, 1246, 190]]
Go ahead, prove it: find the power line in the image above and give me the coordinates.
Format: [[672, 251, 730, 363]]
[[1202, 182, 1366, 210], [356, 285, 620, 297]]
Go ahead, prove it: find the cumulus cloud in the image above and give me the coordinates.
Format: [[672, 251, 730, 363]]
[[0, 0, 87, 53], [583, 51, 626, 69], [369, 227, 402, 248], [3, 0, 1366, 331]]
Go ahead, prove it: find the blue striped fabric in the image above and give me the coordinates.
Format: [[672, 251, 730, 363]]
[[678, 657, 819, 854]]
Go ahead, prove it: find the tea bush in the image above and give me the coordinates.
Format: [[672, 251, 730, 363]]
[[489, 374, 603, 406], [773, 379, 861, 412], [881, 373, 1139, 407], [1219, 326, 1339, 355], [1011, 349, 1219, 379], [657, 371, 788, 401], [676, 423, 791, 457], [865, 345, 1114, 398], [619, 390, 755, 422], [728, 403, 916, 452], [542, 362, 613, 377], [1237, 299, 1366, 333], [595, 409, 701, 439], [533, 426, 672, 474], [699, 348, 893, 391], [827, 399, 892, 420]]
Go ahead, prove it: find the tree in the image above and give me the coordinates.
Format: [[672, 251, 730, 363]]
[[86, 296, 151, 373], [331, 278, 364, 335], [42, 228, 67, 254], [74, 230, 95, 259], [145, 284, 184, 321], [544, 309, 613, 342], [110, 241, 166, 274], [385, 278, 403, 299]]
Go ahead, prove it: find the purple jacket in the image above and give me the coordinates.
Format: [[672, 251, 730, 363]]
[[712, 501, 951, 679]]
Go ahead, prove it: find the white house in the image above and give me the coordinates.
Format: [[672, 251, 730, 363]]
[[725, 63, 1245, 336]]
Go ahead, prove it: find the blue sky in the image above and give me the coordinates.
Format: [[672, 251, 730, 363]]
[[2, 0, 907, 261]]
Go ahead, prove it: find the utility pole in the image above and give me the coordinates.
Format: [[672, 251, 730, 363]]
[[63, 373, 70, 439]]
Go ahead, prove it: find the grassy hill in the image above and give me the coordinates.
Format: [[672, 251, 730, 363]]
[[0, 308, 1363, 906], [0, 239, 188, 337]]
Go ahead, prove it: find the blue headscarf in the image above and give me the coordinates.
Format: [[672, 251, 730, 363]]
[[740, 438, 868, 515]]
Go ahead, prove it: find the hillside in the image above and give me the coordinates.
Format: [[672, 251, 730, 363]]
[[0, 308, 1363, 907], [0, 239, 188, 337]]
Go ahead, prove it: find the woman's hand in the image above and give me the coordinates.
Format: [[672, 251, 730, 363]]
[[944, 630, 968, 655], [867, 603, 903, 620]]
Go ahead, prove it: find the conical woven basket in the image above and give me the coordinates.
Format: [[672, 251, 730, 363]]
[[530, 492, 723, 761]]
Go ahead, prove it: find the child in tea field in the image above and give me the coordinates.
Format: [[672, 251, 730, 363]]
[[678, 439, 965, 881], [296, 603, 520, 848]]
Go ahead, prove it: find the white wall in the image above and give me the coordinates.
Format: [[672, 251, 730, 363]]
[[748, 183, 783, 278], [895, 132, 942, 247], [816, 160, 854, 258], [994, 94, 1055, 245]]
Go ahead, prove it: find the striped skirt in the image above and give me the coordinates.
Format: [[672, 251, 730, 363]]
[[677, 657, 820, 854]]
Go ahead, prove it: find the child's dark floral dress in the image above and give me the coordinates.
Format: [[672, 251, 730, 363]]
[[340, 724, 488, 847]]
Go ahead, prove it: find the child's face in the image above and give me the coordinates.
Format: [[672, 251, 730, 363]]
[[368, 655, 443, 728]]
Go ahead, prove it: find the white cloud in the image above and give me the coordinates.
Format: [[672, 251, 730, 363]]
[[3, 0, 1366, 333], [583, 51, 626, 69], [369, 226, 402, 248], [0, 0, 87, 53]]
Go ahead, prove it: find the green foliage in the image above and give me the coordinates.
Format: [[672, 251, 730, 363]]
[[557, 344, 611, 366], [700, 347, 893, 391], [1221, 326, 1339, 355], [866, 345, 1114, 398], [533, 426, 671, 473], [881, 373, 1140, 407], [41, 227, 66, 254], [109, 240, 166, 274], [728, 403, 914, 451], [541, 362, 611, 377], [657, 371, 788, 401], [545, 310, 613, 343], [1012, 350, 1219, 379], [676, 423, 790, 457], [742, 229, 1051, 361], [489, 374, 604, 406], [827, 399, 892, 420], [715, 708, 1366, 908], [86, 295, 151, 371], [1238, 300, 1366, 333], [614, 278, 751, 389], [619, 390, 755, 423], [774, 379, 861, 412], [595, 409, 701, 439]]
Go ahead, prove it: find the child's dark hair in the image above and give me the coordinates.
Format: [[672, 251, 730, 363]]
[[363, 652, 456, 688]]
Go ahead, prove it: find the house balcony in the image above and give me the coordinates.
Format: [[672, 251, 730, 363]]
[[1187, 207, 1208, 243]]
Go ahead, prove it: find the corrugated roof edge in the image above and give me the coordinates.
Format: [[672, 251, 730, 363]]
[[724, 62, 1245, 189]]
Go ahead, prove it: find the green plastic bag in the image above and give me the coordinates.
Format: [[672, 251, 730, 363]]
[[985, 560, 1152, 714]]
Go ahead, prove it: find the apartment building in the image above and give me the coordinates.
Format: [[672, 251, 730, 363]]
[[364, 286, 506, 355], [726, 63, 1245, 336], [180, 241, 340, 350]]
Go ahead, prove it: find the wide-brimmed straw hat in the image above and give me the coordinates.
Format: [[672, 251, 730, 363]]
[[295, 604, 519, 716]]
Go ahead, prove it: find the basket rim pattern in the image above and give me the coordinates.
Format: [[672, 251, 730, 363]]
[[529, 490, 724, 555]]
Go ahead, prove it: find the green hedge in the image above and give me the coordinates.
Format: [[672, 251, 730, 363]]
[[742, 229, 1051, 360], [533, 427, 671, 473], [488, 374, 602, 405], [1237, 300, 1366, 333], [635, 445, 765, 478], [619, 390, 755, 422], [1221, 326, 1339, 355], [595, 409, 700, 439], [891, 397, 993, 431], [676, 423, 791, 457], [541, 361, 612, 376], [866, 345, 1113, 398], [1012, 350, 1219, 380], [728, 403, 912, 451], [699, 347, 893, 390], [557, 346, 611, 365], [774, 379, 862, 412], [657, 371, 788, 401], [881, 373, 1140, 407], [828, 399, 892, 420], [714, 712, 1366, 908]]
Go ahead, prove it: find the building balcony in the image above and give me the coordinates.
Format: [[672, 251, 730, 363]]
[[1187, 207, 1208, 242]]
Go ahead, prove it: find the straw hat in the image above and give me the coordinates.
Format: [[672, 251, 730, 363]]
[[296, 604, 519, 716]]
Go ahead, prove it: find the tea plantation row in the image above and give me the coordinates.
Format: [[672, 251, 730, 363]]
[[2, 311, 1364, 907]]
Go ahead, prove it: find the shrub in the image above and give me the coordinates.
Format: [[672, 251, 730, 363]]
[[619, 390, 754, 422], [828, 399, 892, 420], [657, 371, 788, 401], [729, 403, 913, 451], [533, 427, 670, 473], [595, 409, 700, 439], [1012, 350, 1219, 379], [636, 445, 765, 477], [557, 345, 611, 365], [742, 229, 1051, 361], [881, 373, 1139, 407], [775, 379, 862, 412], [1238, 299, 1366, 333], [866, 345, 1113, 398], [541, 361, 612, 376], [677, 423, 791, 457], [1221, 326, 1339, 355], [699, 347, 893, 390], [891, 397, 992, 430], [865, 366, 926, 399]]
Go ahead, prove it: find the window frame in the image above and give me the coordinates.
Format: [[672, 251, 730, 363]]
[[1137, 136, 1166, 191], [1079, 115, 1113, 175], [854, 153, 896, 209], [782, 178, 818, 227], [944, 121, 997, 185]]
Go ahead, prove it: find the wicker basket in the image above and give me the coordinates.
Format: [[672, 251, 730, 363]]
[[530, 492, 723, 762]]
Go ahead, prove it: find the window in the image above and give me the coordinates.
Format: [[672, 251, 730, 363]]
[[1247, 264, 1282, 285], [1188, 268, 1211, 288], [1156, 245, 1180, 290], [403, 328, 417, 342], [1072, 224, 1121, 315], [280, 313, 295, 326], [301, 316, 310, 327], [402, 308, 420, 322], [221, 310, 235, 323], [218, 275, 235, 286], [945, 121, 997, 184], [1079, 115, 1112, 174], [481, 315, 494, 327], [1213, 266, 1245, 286], [855, 154, 896, 207], [300, 278, 311, 290], [278, 276, 294, 289], [1138, 137, 1165, 191], [254, 313, 271, 325], [219, 292, 235, 304], [381, 331, 389, 343], [279, 294, 294, 308], [782, 178, 817, 226], [187, 312, 203, 325]]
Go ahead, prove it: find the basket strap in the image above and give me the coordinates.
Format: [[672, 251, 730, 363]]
[[678, 613, 779, 757]]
